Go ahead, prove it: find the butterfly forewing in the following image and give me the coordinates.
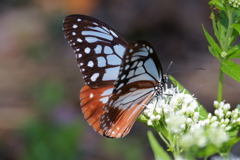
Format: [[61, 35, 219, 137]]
[[63, 14, 129, 136], [63, 15, 128, 88], [100, 41, 164, 138]]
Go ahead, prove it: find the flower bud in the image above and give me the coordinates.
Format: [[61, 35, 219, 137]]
[[223, 103, 231, 111], [211, 116, 217, 122]]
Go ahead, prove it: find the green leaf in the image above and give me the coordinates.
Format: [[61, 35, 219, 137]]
[[227, 50, 240, 59], [234, 10, 240, 23], [169, 76, 209, 119], [209, 0, 226, 10], [221, 60, 240, 82], [229, 27, 239, 46], [232, 23, 240, 34], [209, 46, 222, 61], [227, 44, 240, 54], [218, 11, 228, 43], [227, 44, 240, 59], [202, 25, 222, 60], [211, 11, 219, 40], [147, 131, 171, 160]]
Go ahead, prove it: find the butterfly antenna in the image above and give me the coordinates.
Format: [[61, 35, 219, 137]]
[[165, 61, 173, 75], [169, 68, 206, 74]]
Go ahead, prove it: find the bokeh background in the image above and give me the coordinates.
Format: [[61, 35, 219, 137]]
[[0, 0, 239, 159]]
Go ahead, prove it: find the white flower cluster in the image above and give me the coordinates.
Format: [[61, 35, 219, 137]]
[[178, 101, 240, 149], [179, 125, 229, 149], [228, 0, 240, 8], [140, 84, 200, 134], [139, 84, 240, 149], [210, 101, 240, 131]]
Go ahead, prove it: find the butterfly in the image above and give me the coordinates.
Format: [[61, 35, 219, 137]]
[[62, 14, 166, 138]]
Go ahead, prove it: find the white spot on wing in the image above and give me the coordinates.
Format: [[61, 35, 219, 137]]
[[85, 37, 99, 43], [77, 19, 81, 22], [121, 74, 126, 80], [110, 30, 118, 38], [149, 48, 153, 53], [121, 88, 153, 104], [77, 38, 82, 42], [116, 89, 122, 95], [91, 73, 99, 82], [102, 26, 109, 32], [104, 46, 113, 54], [100, 97, 109, 104], [113, 44, 125, 58], [84, 47, 91, 54], [72, 32, 76, 36], [87, 61, 94, 67], [129, 87, 137, 91], [131, 56, 139, 62], [131, 61, 138, 69], [94, 45, 102, 54], [82, 30, 113, 41], [116, 83, 124, 90], [127, 70, 135, 78], [135, 66, 145, 75], [128, 73, 154, 83], [137, 61, 143, 67], [144, 58, 160, 81], [90, 94, 93, 98], [107, 55, 121, 65], [102, 67, 120, 81], [125, 65, 130, 70], [101, 88, 113, 96], [97, 57, 106, 67], [73, 24, 78, 28], [134, 49, 149, 57]]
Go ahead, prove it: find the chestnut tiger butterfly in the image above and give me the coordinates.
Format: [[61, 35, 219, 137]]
[[63, 15, 166, 138]]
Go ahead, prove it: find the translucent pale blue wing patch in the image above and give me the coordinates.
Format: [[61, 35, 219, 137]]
[[63, 15, 128, 88]]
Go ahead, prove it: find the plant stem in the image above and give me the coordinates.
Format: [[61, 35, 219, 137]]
[[217, 66, 224, 102], [217, 8, 235, 102], [158, 132, 170, 147], [222, 8, 234, 51]]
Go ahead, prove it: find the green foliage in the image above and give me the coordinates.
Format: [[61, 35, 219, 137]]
[[21, 120, 83, 160], [31, 81, 66, 111], [221, 60, 240, 82], [147, 1, 240, 159], [203, 3, 240, 83], [147, 131, 171, 160], [103, 137, 145, 160], [21, 81, 84, 160]]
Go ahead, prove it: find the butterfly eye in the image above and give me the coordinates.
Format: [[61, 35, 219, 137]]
[[63, 15, 165, 138]]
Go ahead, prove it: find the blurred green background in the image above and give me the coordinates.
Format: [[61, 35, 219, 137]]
[[0, 0, 239, 159]]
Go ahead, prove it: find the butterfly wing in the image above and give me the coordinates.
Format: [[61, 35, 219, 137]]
[[63, 14, 128, 88], [80, 85, 114, 135], [63, 15, 128, 136], [100, 41, 164, 138]]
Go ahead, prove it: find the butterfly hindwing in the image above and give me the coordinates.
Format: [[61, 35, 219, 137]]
[[100, 41, 164, 138], [63, 15, 128, 88], [80, 85, 114, 135]]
